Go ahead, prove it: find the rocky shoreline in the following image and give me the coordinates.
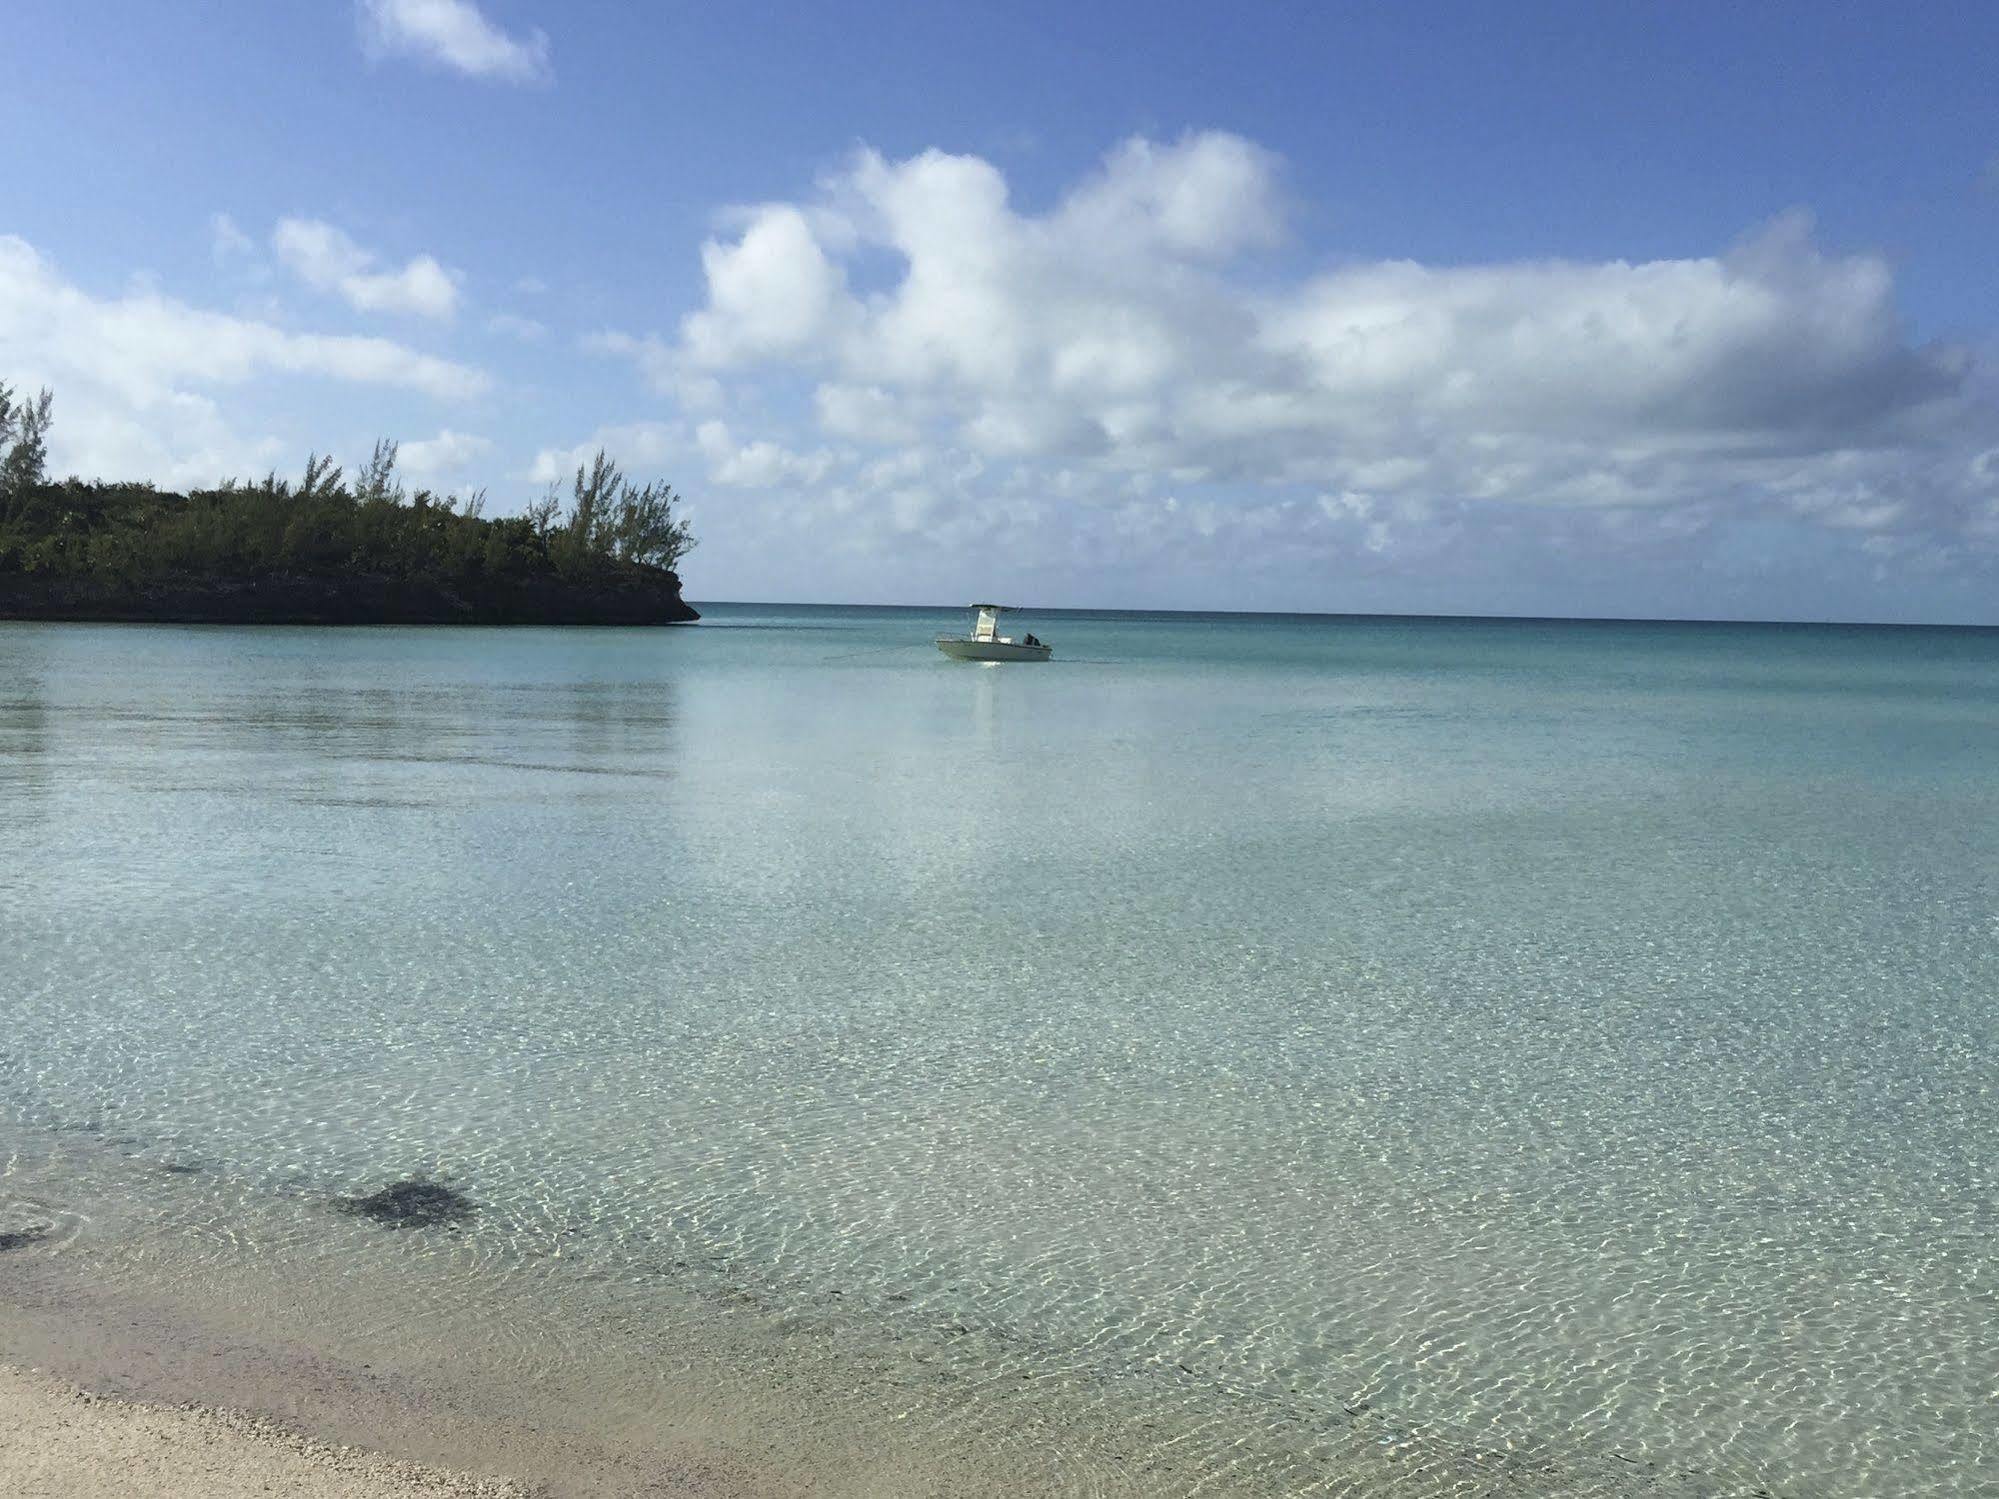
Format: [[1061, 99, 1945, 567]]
[[0, 570, 699, 627]]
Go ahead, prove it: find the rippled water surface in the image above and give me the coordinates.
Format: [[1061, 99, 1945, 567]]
[[3, 608, 1996, 1495]]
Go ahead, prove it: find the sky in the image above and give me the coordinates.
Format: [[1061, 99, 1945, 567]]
[[4, 1, 1998, 622]]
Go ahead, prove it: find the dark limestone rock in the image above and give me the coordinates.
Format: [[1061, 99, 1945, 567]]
[[0, 568, 699, 626]]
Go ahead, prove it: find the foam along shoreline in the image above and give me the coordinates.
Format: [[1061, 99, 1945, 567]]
[[0, 1364, 530, 1498]]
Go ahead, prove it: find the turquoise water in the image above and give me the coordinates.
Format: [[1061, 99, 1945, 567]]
[[2, 606, 1995, 1495]]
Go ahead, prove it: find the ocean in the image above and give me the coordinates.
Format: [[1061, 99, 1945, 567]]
[[2, 605, 1994, 1495]]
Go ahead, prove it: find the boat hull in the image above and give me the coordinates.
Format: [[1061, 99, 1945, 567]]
[[935, 637, 1052, 662]]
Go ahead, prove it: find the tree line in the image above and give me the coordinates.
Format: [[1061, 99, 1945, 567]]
[[0, 384, 695, 592]]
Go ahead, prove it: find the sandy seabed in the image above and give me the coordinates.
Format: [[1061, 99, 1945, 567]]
[[0, 1126, 1743, 1498]]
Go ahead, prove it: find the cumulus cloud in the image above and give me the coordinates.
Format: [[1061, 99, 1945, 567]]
[[399, 428, 493, 480], [357, 0, 551, 84], [694, 419, 834, 488], [681, 206, 853, 367], [272, 218, 460, 320], [0, 234, 488, 485], [597, 129, 1998, 597], [1058, 132, 1285, 260]]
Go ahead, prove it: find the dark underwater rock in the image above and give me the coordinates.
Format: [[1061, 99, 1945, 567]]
[[335, 1177, 477, 1229]]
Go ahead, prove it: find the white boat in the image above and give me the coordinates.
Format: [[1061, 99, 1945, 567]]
[[935, 604, 1052, 662]]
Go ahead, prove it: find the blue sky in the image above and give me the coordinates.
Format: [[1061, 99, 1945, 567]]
[[5, 1, 1997, 621]]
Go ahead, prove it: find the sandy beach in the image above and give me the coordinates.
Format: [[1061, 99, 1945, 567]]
[[0, 1250, 828, 1499], [0, 1364, 532, 1498]]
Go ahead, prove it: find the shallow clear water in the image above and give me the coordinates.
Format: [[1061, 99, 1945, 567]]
[[2, 607, 1995, 1495]]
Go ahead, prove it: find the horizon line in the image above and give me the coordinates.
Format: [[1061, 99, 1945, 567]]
[[684, 600, 1999, 633]]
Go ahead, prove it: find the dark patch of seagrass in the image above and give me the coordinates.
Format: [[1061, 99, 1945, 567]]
[[0, 1224, 52, 1251], [334, 1177, 477, 1230]]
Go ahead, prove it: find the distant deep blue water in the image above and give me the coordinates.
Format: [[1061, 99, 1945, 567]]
[[2, 605, 1995, 1495]]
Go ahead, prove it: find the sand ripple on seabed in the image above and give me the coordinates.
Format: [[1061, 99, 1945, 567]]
[[0, 1135, 1797, 1499]]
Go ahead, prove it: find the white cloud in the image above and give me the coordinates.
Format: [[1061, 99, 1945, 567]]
[[0, 234, 488, 485], [0, 236, 484, 402], [399, 428, 493, 480], [584, 329, 720, 407], [681, 205, 852, 368], [526, 421, 684, 484], [44, 389, 290, 492], [485, 311, 546, 341], [814, 382, 921, 445], [634, 131, 1996, 588], [1057, 132, 1284, 260], [357, 0, 551, 84], [210, 213, 255, 262], [1256, 210, 1950, 458], [272, 218, 461, 321], [694, 419, 833, 488]]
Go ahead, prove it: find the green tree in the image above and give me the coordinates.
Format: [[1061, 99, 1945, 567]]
[[555, 449, 620, 576], [608, 475, 695, 570], [353, 439, 404, 507], [551, 449, 695, 574], [523, 486, 561, 538], [0, 385, 53, 497], [297, 452, 344, 502]]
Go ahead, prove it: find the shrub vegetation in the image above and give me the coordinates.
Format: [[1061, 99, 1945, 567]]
[[0, 385, 695, 605]]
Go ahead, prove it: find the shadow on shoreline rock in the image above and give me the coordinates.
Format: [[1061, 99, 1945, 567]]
[[334, 1177, 477, 1230]]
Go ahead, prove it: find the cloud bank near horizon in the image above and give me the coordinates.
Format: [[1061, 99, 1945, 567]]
[[575, 132, 1996, 598]]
